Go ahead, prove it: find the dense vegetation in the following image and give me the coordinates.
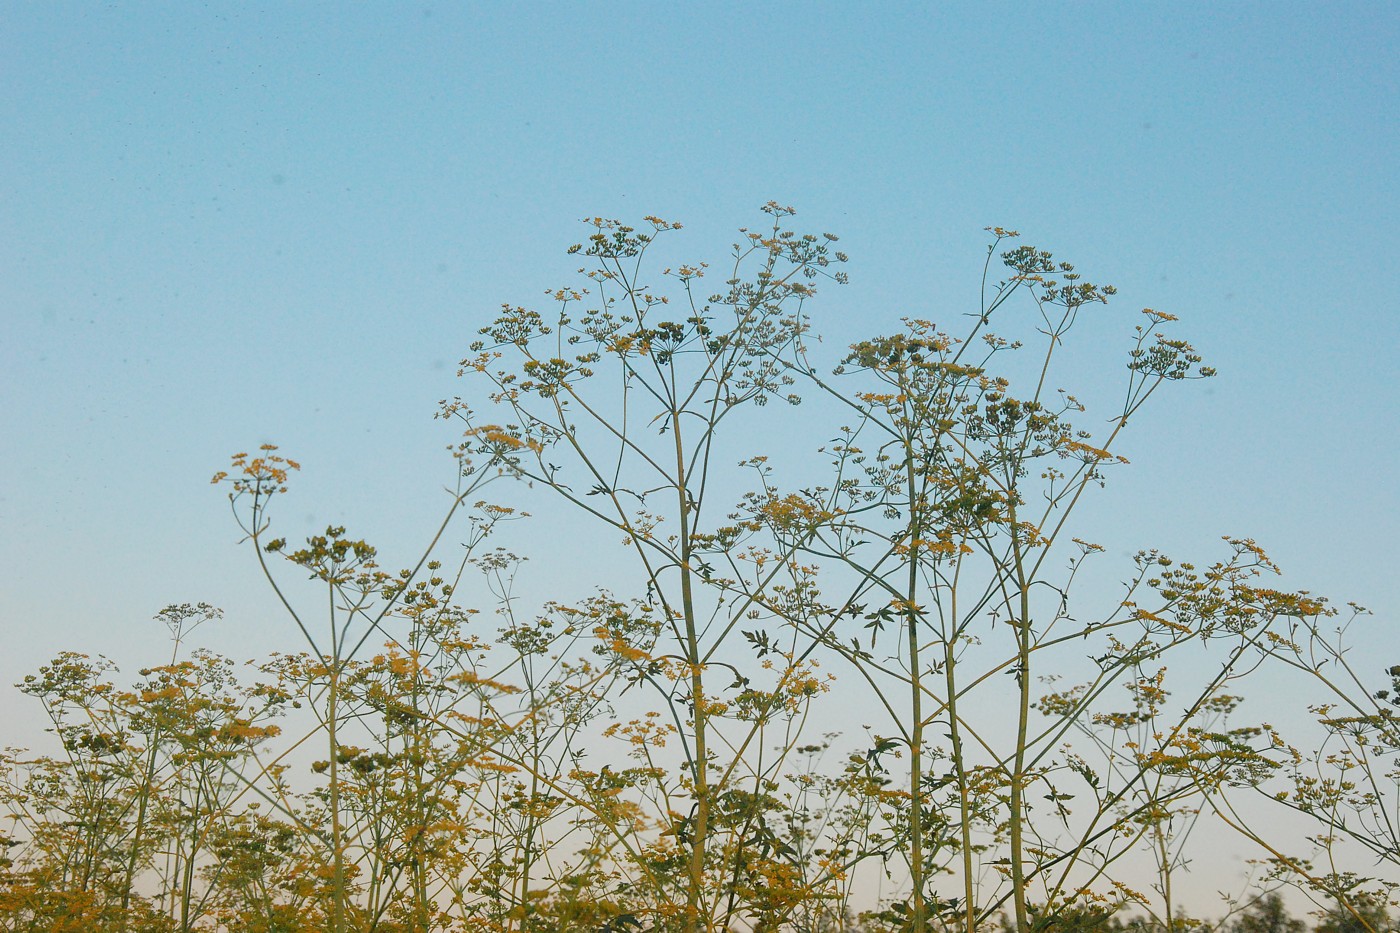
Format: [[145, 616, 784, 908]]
[[3, 207, 1395, 932]]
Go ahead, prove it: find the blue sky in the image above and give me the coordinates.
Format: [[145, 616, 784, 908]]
[[2, 1, 1398, 896]]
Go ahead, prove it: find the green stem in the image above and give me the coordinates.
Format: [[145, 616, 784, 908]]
[[1007, 498, 1032, 933], [328, 583, 346, 933], [904, 437, 928, 933], [672, 406, 708, 933], [943, 580, 977, 933]]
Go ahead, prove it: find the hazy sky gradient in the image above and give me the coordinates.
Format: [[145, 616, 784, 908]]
[[3, 6, 1397, 889]]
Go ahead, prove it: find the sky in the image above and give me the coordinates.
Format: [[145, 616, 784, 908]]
[[2, 0, 1398, 909]]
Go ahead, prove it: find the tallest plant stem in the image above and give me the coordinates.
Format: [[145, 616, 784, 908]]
[[1007, 500, 1033, 933], [327, 586, 346, 933], [904, 443, 929, 933], [673, 408, 709, 933]]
